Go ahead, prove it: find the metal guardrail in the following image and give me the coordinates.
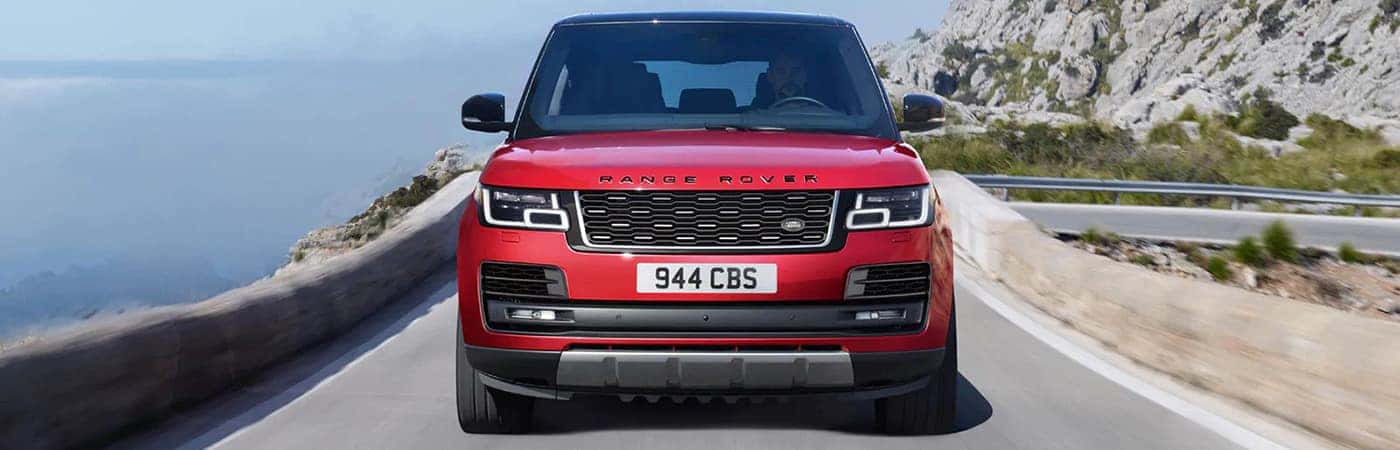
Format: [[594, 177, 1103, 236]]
[[964, 175, 1400, 215]]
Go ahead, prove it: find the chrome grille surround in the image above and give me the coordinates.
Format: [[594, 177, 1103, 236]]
[[574, 190, 839, 250]]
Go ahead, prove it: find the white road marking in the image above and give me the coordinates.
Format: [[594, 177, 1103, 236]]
[[955, 269, 1286, 450]]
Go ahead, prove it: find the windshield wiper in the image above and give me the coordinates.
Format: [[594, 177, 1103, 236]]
[[702, 124, 786, 132]]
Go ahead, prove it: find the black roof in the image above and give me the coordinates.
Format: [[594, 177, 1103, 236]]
[[555, 11, 851, 27]]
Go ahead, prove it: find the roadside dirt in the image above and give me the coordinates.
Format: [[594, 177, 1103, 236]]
[[1060, 234, 1400, 322]]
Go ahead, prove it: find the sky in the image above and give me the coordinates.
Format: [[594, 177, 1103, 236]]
[[0, 0, 946, 61]]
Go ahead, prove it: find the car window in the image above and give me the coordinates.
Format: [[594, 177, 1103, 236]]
[[517, 22, 896, 140]]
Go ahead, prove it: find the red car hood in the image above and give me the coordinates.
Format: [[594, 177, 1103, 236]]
[[479, 130, 929, 190]]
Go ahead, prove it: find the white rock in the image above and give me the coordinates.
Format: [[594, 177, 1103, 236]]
[[1110, 74, 1237, 130], [870, 0, 1400, 126], [1237, 266, 1259, 289], [1288, 125, 1315, 143], [1179, 121, 1202, 141], [1056, 54, 1099, 100], [1236, 135, 1305, 158]]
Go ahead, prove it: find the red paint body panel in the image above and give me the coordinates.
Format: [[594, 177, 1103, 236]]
[[457, 130, 957, 353], [479, 130, 929, 190]]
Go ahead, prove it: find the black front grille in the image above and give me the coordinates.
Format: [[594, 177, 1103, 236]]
[[845, 263, 930, 300], [576, 190, 836, 248], [481, 262, 567, 300]]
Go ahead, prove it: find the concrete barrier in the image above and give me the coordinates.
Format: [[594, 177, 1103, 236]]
[[0, 172, 479, 450], [932, 170, 1400, 449]]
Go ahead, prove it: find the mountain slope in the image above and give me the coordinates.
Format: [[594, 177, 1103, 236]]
[[873, 0, 1400, 128]]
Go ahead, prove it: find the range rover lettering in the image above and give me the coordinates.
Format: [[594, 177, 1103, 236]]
[[455, 11, 955, 435]]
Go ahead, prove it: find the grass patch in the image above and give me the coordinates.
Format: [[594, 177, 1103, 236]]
[[1130, 254, 1156, 266], [1177, 105, 1201, 123], [1147, 123, 1192, 146], [911, 113, 1400, 204], [1207, 256, 1234, 281], [1298, 113, 1382, 149], [1261, 220, 1299, 263], [1234, 237, 1268, 267], [1081, 227, 1121, 246], [1338, 242, 1366, 263], [1213, 52, 1238, 74]]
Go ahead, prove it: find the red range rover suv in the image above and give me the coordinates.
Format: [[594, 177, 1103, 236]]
[[455, 11, 955, 435]]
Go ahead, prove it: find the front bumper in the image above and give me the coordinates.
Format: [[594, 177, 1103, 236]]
[[456, 198, 956, 353], [484, 298, 927, 335], [466, 344, 944, 400]]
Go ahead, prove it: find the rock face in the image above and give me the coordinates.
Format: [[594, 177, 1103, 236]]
[[872, 0, 1400, 127], [278, 145, 478, 273]]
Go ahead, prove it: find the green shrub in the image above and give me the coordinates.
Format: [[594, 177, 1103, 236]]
[[1177, 105, 1201, 122], [1338, 241, 1367, 263], [1233, 89, 1300, 140], [1261, 220, 1299, 263], [1082, 227, 1106, 245], [1207, 256, 1234, 281], [1383, 0, 1400, 15], [292, 250, 306, 262], [941, 41, 976, 62], [1234, 237, 1268, 267], [876, 62, 890, 79], [1130, 254, 1156, 266], [1256, 2, 1288, 41]]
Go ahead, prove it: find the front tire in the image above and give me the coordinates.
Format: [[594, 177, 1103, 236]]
[[456, 319, 533, 433], [876, 307, 957, 435]]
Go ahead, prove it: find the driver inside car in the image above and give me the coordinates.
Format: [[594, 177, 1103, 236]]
[[751, 53, 818, 109], [768, 53, 808, 101]]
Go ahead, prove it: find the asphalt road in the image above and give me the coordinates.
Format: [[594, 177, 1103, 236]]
[[1012, 203, 1400, 256], [118, 264, 1252, 450]]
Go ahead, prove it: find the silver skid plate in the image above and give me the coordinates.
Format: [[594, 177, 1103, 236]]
[[556, 350, 854, 390]]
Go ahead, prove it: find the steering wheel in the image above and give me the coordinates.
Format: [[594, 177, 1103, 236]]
[[770, 96, 830, 110]]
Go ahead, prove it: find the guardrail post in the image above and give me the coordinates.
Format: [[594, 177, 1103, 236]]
[[1113, 192, 1121, 205], [1355, 206, 1363, 217], [1230, 197, 1240, 210], [1000, 189, 1010, 201]]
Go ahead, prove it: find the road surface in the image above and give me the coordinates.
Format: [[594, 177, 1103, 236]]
[[117, 264, 1257, 450], [1012, 203, 1400, 256]]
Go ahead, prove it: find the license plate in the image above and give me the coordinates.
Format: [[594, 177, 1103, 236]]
[[636, 263, 777, 293]]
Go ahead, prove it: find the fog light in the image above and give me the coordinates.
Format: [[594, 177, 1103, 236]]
[[508, 308, 559, 321], [854, 309, 906, 320]]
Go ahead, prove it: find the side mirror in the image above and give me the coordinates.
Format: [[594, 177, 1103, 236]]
[[898, 94, 946, 132], [461, 93, 512, 133]]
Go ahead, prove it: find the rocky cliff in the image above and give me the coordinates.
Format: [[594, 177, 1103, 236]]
[[872, 0, 1400, 131], [278, 145, 480, 273]]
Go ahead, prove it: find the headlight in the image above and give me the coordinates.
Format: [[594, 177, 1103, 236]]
[[846, 186, 931, 230], [481, 186, 569, 231]]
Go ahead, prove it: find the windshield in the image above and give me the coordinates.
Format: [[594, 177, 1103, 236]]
[[513, 22, 897, 140]]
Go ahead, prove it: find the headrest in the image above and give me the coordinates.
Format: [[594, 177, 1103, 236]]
[[753, 72, 774, 106]]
